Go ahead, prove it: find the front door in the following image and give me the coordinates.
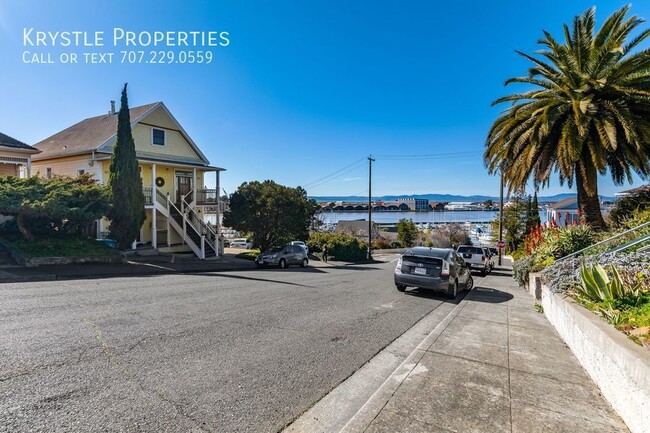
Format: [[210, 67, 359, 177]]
[[176, 171, 193, 203]]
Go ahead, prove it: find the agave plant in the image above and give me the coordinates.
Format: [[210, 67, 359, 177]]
[[577, 264, 625, 301]]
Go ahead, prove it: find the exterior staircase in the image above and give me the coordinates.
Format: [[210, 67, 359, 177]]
[[154, 190, 218, 259]]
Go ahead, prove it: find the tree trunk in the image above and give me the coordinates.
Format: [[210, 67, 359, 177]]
[[575, 165, 607, 230], [16, 211, 34, 241]]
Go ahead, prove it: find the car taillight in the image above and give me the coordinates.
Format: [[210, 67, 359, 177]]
[[482, 256, 486, 262], [442, 260, 450, 276], [395, 257, 402, 273]]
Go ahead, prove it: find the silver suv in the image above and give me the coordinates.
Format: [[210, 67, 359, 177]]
[[456, 245, 492, 276], [255, 245, 309, 269]]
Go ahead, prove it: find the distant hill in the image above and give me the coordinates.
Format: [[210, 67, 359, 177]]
[[310, 193, 615, 203]]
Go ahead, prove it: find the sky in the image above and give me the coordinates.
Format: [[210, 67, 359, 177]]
[[1, 0, 649, 198]]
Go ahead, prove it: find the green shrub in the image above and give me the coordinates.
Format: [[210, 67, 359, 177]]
[[4, 236, 118, 258], [608, 186, 650, 227], [513, 256, 534, 286], [371, 238, 391, 250], [308, 232, 368, 261], [556, 225, 594, 257]]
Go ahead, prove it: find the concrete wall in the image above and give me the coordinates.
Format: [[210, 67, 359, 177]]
[[540, 283, 650, 433]]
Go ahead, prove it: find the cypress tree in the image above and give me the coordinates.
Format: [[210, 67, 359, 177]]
[[108, 83, 145, 249], [531, 192, 541, 227]]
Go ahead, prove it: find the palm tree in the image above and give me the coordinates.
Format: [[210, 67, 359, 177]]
[[485, 6, 650, 229]]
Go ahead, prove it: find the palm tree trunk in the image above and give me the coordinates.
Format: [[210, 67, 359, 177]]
[[575, 165, 607, 230]]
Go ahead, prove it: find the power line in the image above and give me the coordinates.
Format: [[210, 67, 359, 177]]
[[302, 158, 366, 189], [374, 149, 482, 160]]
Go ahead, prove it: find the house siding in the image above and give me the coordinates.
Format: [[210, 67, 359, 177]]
[[32, 154, 100, 179]]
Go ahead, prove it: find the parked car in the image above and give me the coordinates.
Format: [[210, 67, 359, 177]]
[[456, 245, 492, 276], [394, 247, 473, 298], [230, 238, 253, 249], [290, 240, 309, 254], [255, 244, 309, 269]]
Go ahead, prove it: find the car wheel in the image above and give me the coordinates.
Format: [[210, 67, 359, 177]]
[[447, 280, 458, 298], [466, 275, 474, 291], [396, 285, 406, 292], [279, 259, 287, 269], [301, 258, 308, 268]]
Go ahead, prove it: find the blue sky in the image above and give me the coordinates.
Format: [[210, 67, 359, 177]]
[[1, 0, 648, 198]]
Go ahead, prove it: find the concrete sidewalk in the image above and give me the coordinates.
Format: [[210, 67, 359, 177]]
[[341, 265, 629, 433]]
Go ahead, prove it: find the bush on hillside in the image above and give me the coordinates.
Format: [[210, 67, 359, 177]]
[[541, 252, 650, 294], [608, 186, 650, 227], [308, 232, 368, 261]]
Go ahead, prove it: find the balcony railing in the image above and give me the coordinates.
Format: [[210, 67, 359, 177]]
[[143, 187, 153, 205], [143, 187, 220, 207], [196, 189, 218, 205]]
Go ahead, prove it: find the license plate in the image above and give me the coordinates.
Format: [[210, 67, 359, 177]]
[[414, 267, 427, 275]]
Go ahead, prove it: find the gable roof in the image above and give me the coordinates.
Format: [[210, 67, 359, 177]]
[[549, 196, 578, 210], [335, 220, 379, 237], [0, 132, 40, 153], [617, 184, 650, 196], [32, 102, 210, 165]]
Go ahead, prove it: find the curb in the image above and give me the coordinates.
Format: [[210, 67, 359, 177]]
[[339, 279, 483, 433]]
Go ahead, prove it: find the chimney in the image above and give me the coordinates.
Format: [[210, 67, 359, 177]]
[[110, 100, 116, 115]]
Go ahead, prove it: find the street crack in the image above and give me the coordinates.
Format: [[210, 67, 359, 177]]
[[82, 318, 213, 433]]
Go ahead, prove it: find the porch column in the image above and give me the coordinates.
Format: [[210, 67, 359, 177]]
[[192, 168, 197, 205], [26, 159, 31, 177], [216, 170, 221, 257], [151, 163, 157, 248]]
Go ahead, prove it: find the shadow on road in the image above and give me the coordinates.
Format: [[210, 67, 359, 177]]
[[403, 288, 467, 305], [191, 272, 320, 288], [331, 265, 385, 271], [465, 286, 513, 303]]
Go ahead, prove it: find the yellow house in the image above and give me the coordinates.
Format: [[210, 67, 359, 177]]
[[32, 102, 225, 259], [0, 132, 40, 177]]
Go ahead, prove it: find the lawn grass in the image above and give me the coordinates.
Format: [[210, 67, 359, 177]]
[[235, 249, 260, 261]]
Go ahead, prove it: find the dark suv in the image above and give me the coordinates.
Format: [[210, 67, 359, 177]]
[[394, 247, 473, 298]]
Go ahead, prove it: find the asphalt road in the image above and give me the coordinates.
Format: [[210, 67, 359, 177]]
[[1, 258, 459, 433]]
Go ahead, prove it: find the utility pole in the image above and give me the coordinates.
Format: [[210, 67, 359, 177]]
[[498, 170, 504, 266], [367, 155, 375, 260]]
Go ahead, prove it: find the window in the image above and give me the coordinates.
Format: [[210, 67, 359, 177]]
[[46, 167, 52, 179], [152, 128, 165, 146]]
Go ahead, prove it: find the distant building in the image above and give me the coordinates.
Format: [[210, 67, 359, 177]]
[[0, 132, 40, 178], [429, 202, 446, 211], [547, 197, 579, 226], [396, 198, 429, 211], [335, 220, 380, 240], [616, 185, 649, 197]]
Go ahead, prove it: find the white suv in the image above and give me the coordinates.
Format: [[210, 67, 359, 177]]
[[456, 245, 492, 276]]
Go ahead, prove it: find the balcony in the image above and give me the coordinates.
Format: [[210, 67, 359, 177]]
[[143, 187, 153, 205], [196, 189, 218, 205]]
